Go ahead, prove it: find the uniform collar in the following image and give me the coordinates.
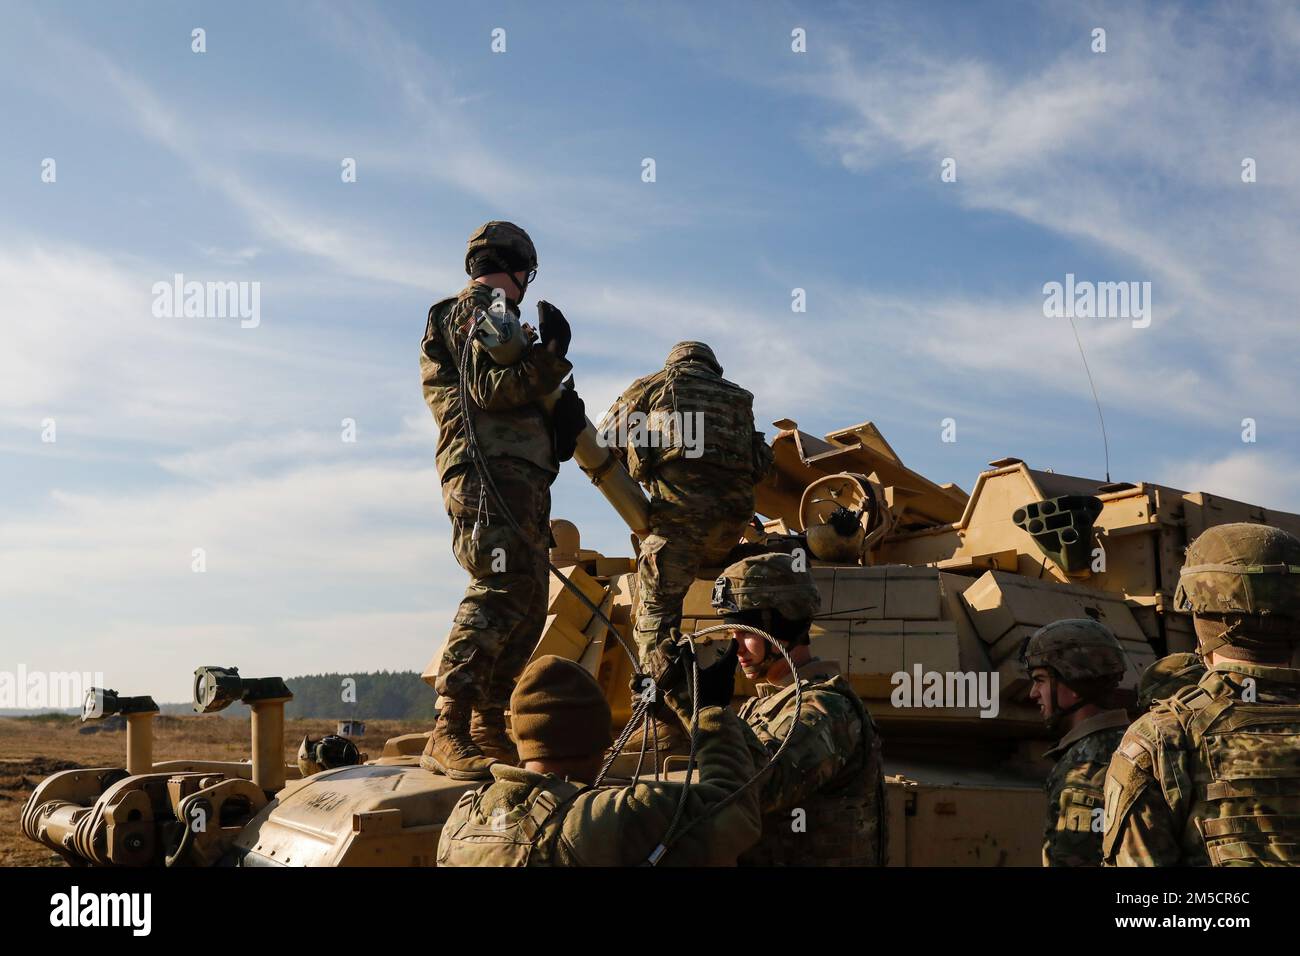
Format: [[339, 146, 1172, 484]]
[[489, 762, 589, 787], [754, 657, 840, 698], [1206, 661, 1300, 703], [1043, 708, 1130, 760], [1209, 661, 1300, 684], [490, 762, 541, 784]]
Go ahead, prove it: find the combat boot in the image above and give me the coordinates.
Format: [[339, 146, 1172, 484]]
[[421, 699, 496, 780], [471, 707, 520, 765]]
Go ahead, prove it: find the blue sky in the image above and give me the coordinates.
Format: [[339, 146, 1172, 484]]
[[3, 1, 1299, 701]]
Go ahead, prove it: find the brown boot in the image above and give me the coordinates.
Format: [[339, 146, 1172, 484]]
[[420, 699, 496, 780], [471, 707, 520, 766]]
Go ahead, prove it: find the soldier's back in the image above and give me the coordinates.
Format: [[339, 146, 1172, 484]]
[[1107, 667, 1300, 866], [1168, 669, 1300, 866]]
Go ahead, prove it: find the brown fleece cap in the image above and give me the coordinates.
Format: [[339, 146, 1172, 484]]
[[510, 655, 614, 761]]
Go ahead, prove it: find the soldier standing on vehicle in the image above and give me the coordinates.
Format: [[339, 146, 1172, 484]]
[[436, 653, 761, 866], [1022, 619, 1131, 866], [711, 552, 887, 866], [418, 221, 581, 780], [1103, 523, 1300, 866], [598, 342, 771, 668]]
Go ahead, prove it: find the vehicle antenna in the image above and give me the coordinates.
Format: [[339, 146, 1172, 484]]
[[1067, 315, 1110, 483]]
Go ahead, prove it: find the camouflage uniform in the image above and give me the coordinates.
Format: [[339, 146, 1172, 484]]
[[1040, 710, 1129, 867], [1021, 619, 1128, 867], [713, 553, 886, 866], [1103, 523, 1300, 867], [598, 342, 768, 663], [420, 281, 572, 708], [1103, 663, 1300, 866], [738, 659, 887, 866], [437, 703, 761, 866]]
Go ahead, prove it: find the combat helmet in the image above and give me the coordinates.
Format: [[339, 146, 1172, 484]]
[[297, 734, 362, 777], [666, 341, 722, 375], [1021, 619, 1126, 728], [1136, 652, 1206, 712], [464, 221, 538, 289], [711, 552, 820, 644], [1175, 522, 1300, 656]]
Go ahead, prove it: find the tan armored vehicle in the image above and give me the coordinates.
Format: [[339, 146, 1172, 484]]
[[23, 418, 1300, 866]]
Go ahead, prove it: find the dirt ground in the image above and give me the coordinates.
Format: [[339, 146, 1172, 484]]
[[0, 714, 429, 867]]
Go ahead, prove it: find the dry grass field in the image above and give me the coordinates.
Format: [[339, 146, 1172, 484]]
[[0, 714, 429, 866]]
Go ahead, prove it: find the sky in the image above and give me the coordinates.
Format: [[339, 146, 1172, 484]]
[[2, 1, 1299, 703]]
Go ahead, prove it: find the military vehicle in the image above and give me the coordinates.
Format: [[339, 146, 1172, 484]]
[[22, 416, 1300, 866]]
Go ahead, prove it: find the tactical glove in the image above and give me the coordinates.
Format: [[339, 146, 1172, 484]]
[[693, 640, 739, 709], [552, 378, 586, 463], [639, 632, 689, 722], [641, 633, 738, 720], [537, 300, 571, 358]]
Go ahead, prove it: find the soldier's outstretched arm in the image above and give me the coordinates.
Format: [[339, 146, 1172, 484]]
[[1101, 728, 1185, 866], [555, 702, 762, 866], [741, 687, 862, 816]]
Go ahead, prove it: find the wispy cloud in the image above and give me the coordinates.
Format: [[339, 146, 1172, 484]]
[[1163, 448, 1300, 514], [756, 4, 1300, 430]]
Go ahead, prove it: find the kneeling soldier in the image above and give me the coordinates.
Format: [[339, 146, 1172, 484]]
[[711, 553, 887, 866]]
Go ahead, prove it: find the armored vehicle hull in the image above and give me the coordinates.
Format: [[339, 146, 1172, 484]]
[[24, 420, 1300, 866]]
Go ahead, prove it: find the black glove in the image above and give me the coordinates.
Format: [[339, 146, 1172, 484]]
[[537, 300, 571, 358], [552, 378, 586, 463], [638, 632, 688, 721], [640, 634, 737, 718], [693, 641, 738, 708]]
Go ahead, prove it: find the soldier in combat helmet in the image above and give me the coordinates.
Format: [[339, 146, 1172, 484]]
[[599, 342, 771, 670], [711, 552, 887, 866], [1021, 619, 1131, 866], [1103, 523, 1300, 866], [418, 221, 582, 780]]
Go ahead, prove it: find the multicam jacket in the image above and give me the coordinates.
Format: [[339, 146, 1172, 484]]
[[1102, 662, 1300, 866], [1040, 709, 1129, 866], [737, 659, 886, 866], [436, 705, 761, 866], [597, 350, 765, 485], [420, 283, 572, 479]]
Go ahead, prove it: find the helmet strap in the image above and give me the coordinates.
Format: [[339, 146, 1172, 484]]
[[754, 608, 773, 667], [1046, 673, 1091, 733], [469, 252, 527, 304], [509, 270, 528, 304]]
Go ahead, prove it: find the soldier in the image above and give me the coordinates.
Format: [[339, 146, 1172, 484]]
[[1103, 523, 1300, 867], [418, 221, 578, 780], [1136, 652, 1206, 713], [436, 653, 761, 866], [1022, 619, 1130, 867], [598, 342, 770, 667], [711, 553, 887, 866]]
